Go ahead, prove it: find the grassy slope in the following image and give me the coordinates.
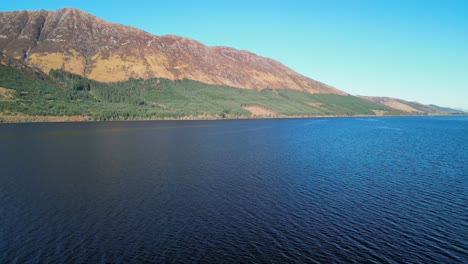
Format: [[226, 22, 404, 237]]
[[0, 65, 400, 121]]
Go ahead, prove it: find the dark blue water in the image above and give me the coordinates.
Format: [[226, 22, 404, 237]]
[[0, 117, 467, 263]]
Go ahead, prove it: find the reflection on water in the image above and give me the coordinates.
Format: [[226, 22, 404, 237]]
[[0, 123, 215, 140]]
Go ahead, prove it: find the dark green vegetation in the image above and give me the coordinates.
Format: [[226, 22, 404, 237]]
[[0, 65, 400, 121]]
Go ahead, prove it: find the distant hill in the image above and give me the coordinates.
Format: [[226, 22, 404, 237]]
[[428, 105, 466, 115], [358, 96, 464, 116]]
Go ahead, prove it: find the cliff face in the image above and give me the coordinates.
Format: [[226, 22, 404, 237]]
[[0, 8, 346, 94]]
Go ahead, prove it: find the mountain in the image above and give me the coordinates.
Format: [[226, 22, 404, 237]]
[[0, 7, 344, 95], [428, 105, 466, 115], [359, 96, 464, 115], [0, 8, 462, 122]]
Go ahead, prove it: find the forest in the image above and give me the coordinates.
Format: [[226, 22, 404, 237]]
[[0, 65, 398, 121]]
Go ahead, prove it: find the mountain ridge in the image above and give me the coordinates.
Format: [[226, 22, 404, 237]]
[[0, 7, 345, 95]]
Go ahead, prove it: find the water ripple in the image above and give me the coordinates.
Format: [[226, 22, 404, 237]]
[[0, 117, 467, 263]]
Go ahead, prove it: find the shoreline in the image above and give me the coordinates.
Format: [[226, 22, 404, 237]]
[[1, 113, 465, 124]]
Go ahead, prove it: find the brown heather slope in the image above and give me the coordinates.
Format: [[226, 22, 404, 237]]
[[0, 8, 345, 95], [359, 96, 423, 113]]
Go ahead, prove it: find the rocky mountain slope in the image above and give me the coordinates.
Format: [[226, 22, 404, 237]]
[[0, 7, 344, 94]]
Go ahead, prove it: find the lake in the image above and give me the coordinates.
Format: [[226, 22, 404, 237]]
[[0, 117, 467, 263]]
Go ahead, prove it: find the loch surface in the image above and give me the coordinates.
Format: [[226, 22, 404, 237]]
[[0, 117, 467, 263]]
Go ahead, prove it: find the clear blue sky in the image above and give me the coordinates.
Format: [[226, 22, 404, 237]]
[[2, 0, 467, 108]]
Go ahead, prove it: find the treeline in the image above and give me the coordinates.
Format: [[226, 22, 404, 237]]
[[49, 69, 90, 91], [50, 69, 147, 105]]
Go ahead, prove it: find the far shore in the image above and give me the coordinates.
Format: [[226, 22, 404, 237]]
[[1, 113, 465, 124]]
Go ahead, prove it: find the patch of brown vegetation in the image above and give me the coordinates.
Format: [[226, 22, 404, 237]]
[[0, 87, 15, 101], [87, 53, 175, 82], [384, 100, 420, 112], [157, 103, 167, 109], [242, 105, 277, 116], [360, 96, 421, 113], [28, 50, 85, 76], [306, 102, 323, 107], [371, 110, 387, 116]]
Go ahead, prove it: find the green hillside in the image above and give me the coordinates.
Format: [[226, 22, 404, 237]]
[[0, 65, 400, 121]]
